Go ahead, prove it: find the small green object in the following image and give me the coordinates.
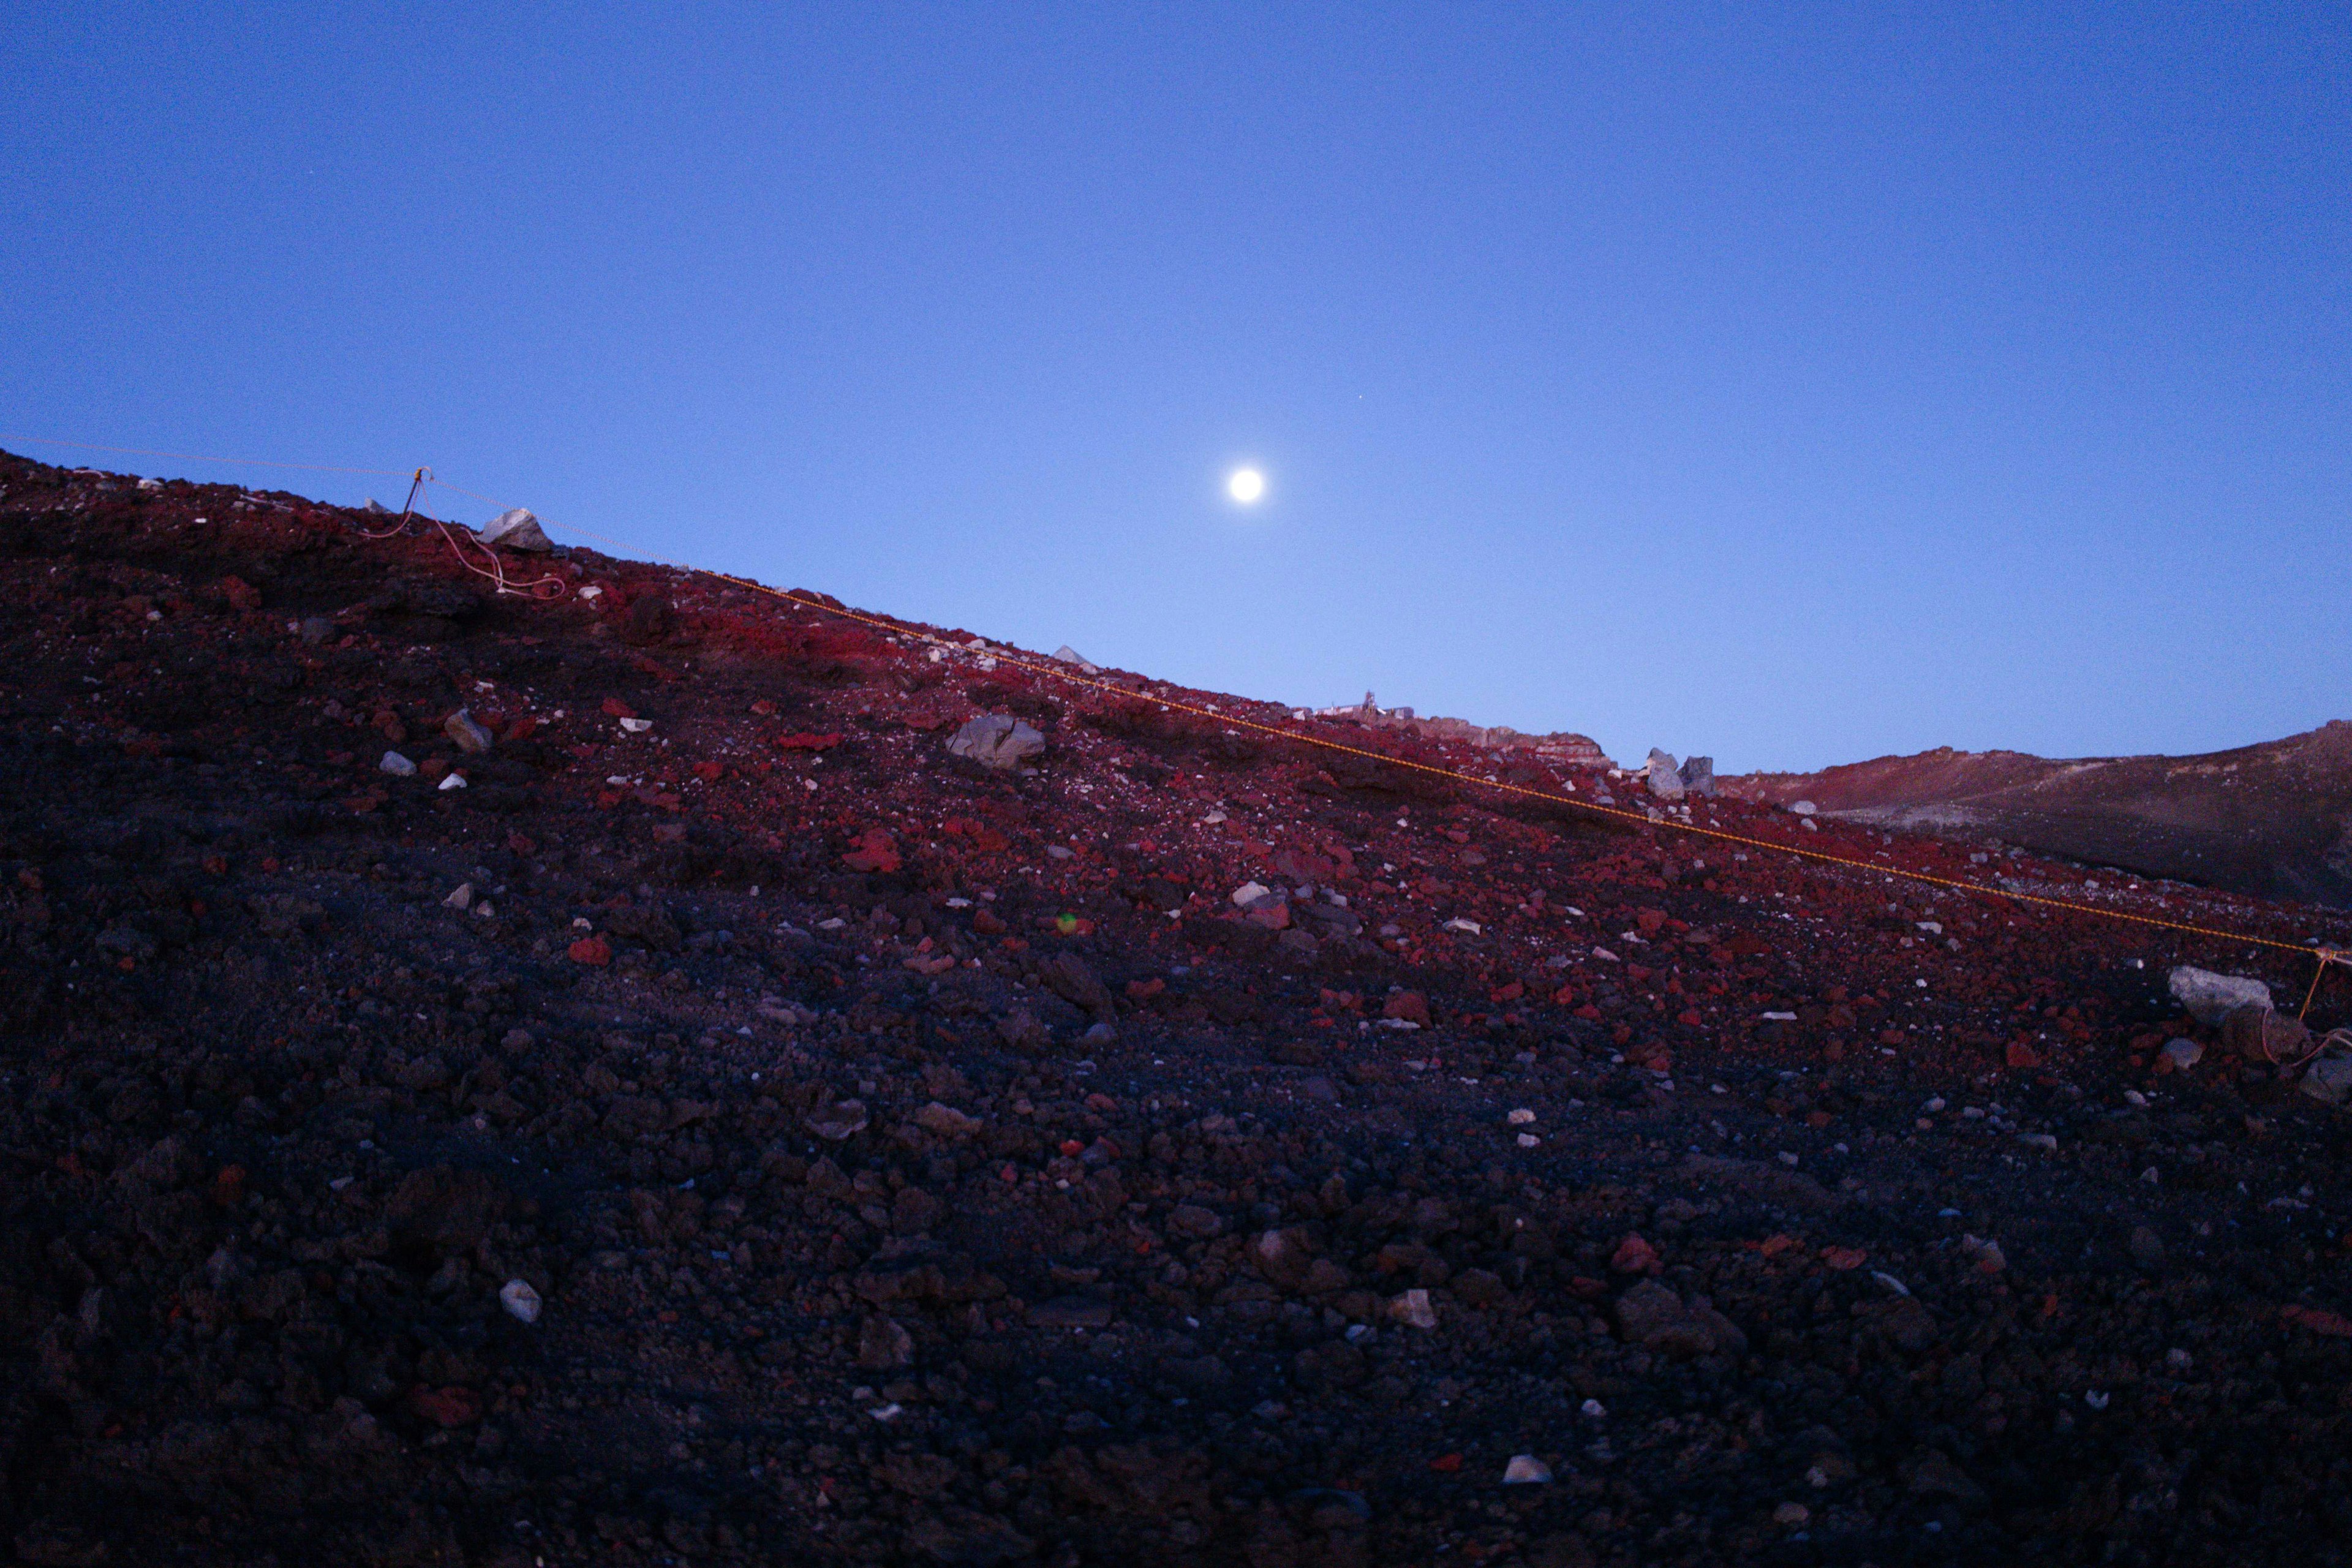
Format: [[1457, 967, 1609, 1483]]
[[1055, 913, 1079, 935]]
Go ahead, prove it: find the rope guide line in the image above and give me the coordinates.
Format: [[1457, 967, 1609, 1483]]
[[533, 503, 2335, 974], [352, 471, 567, 602], [4, 434, 2336, 986], [710, 573, 2328, 959]]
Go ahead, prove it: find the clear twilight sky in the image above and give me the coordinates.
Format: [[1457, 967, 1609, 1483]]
[[2, 6, 2344, 773]]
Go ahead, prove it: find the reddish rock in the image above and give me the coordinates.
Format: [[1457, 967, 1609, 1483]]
[[1611, 1234, 1663, 1275], [842, 829, 902, 873], [408, 1385, 481, 1428], [567, 935, 612, 965], [1383, 991, 1431, 1026]]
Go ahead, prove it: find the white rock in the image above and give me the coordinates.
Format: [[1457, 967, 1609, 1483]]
[[2159, 1038, 2204, 1071], [479, 507, 554, 552], [946, 712, 1047, 771], [1389, 1288, 1438, 1329], [2168, 965, 2272, 1027], [1442, 918, 1482, 935], [1790, 800, 1817, 815], [499, 1279, 542, 1323], [1052, 645, 1101, 673], [443, 883, 474, 910], [1231, 881, 1272, 907], [1645, 748, 1685, 801], [578, 584, 604, 600], [1502, 1455, 1553, 1484], [1507, 1108, 1536, 1125], [380, 751, 418, 777], [618, 717, 654, 734], [438, 772, 466, 791]]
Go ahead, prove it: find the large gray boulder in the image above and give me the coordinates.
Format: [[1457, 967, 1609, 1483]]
[[2168, 965, 2272, 1027], [1678, 755, 1716, 797], [1645, 748, 1685, 801], [948, 713, 1047, 771], [479, 507, 554, 552], [2299, 1053, 2352, 1106]]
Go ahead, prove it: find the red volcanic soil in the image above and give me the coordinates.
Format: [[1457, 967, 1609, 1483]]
[[1725, 731, 2352, 907], [6, 447, 2352, 1566]]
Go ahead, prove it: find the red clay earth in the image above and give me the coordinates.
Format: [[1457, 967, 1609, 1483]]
[[1725, 728, 2352, 908], [4, 447, 2352, 1567]]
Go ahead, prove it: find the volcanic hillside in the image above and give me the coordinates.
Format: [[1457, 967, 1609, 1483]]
[[1725, 730, 2352, 908], [6, 447, 2352, 1567]]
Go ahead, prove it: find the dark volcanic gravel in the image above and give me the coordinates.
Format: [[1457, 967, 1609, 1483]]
[[4, 449, 2352, 1567]]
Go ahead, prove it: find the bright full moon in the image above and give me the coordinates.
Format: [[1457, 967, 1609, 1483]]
[[1227, 467, 1266, 504]]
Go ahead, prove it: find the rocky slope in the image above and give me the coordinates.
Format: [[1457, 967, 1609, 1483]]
[[1725, 729, 2352, 907], [5, 447, 2352, 1566]]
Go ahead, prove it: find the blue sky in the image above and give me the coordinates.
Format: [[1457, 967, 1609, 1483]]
[[3, 5, 2345, 772]]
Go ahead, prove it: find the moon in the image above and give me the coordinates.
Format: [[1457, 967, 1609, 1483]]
[[1227, 467, 1266, 504]]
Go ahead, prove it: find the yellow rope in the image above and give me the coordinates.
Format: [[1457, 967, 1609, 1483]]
[[546, 516, 2331, 962], [2298, 950, 2345, 1020], [14, 438, 2325, 971]]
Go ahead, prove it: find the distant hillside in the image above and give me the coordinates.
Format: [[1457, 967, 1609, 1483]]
[[1724, 723, 2352, 905]]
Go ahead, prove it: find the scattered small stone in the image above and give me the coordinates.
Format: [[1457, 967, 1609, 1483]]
[[947, 712, 1047, 771], [1960, 1235, 2007, 1274], [1501, 1455, 1552, 1485], [444, 709, 494, 753], [1390, 1289, 1438, 1329], [443, 883, 473, 910], [1029, 1297, 1115, 1329], [380, 751, 417, 776], [499, 1280, 542, 1323], [806, 1100, 870, 1141]]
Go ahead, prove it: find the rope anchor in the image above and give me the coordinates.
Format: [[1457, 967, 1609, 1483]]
[[2299, 948, 2347, 1021]]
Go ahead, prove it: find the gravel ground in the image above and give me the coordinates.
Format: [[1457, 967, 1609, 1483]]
[[4, 450, 2352, 1567]]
